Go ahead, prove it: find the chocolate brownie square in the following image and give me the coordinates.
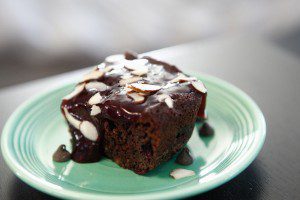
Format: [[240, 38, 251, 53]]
[[61, 52, 207, 174]]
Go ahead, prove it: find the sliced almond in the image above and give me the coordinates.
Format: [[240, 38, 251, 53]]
[[164, 97, 174, 108], [157, 94, 173, 108], [162, 82, 175, 89], [82, 70, 104, 82], [90, 105, 101, 116], [105, 54, 125, 63], [119, 76, 142, 86], [170, 168, 195, 179], [127, 92, 145, 104], [170, 74, 185, 83], [129, 83, 161, 93], [63, 108, 81, 129], [170, 73, 197, 83], [138, 92, 149, 96], [88, 93, 102, 105], [85, 82, 108, 92], [63, 83, 85, 100], [123, 85, 133, 93], [157, 94, 170, 102], [191, 81, 207, 93], [120, 73, 133, 79], [131, 68, 148, 76], [124, 59, 148, 71], [101, 65, 114, 72], [79, 121, 98, 141], [95, 62, 106, 70]]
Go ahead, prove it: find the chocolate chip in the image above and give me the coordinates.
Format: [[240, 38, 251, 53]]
[[199, 122, 214, 136], [53, 145, 71, 162], [176, 147, 193, 165]]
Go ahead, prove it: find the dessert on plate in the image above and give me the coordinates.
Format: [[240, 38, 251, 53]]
[[61, 52, 207, 174]]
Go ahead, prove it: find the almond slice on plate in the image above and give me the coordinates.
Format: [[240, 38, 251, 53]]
[[191, 81, 207, 93], [90, 105, 101, 116], [170, 168, 195, 179], [88, 93, 103, 105], [82, 70, 104, 82], [119, 76, 142, 86], [105, 54, 125, 63], [63, 108, 81, 129], [79, 121, 98, 141], [129, 83, 161, 93], [127, 92, 145, 104], [85, 82, 108, 92], [63, 83, 85, 100]]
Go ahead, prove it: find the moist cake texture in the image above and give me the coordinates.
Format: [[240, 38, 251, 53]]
[[61, 52, 207, 174]]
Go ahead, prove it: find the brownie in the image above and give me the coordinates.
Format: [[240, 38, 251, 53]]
[[61, 52, 207, 174]]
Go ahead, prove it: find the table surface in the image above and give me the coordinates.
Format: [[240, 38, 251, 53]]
[[0, 36, 300, 200]]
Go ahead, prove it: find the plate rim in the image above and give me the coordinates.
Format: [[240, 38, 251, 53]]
[[1, 73, 266, 200]]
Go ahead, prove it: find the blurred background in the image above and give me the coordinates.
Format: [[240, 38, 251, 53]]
[[0, 0, 300, 88]]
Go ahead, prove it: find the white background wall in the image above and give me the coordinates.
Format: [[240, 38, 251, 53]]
[[0, 0, 300, 87]]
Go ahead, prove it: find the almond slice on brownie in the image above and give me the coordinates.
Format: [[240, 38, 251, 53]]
[[127, 92, 145, 104], [129, 83, 161, 93], [119, 76, 142, 86], [191, 81, 207, 93]]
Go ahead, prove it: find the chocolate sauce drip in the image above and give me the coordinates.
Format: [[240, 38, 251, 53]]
[[53, 145, 71, 162], [175, 147, 193, 165], [199, 122, 214, 137]]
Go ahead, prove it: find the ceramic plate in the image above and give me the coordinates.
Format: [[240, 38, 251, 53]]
[[1, 74, 266, 199]]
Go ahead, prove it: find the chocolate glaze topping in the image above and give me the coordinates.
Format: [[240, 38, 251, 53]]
[[61, 52, 207, 163]]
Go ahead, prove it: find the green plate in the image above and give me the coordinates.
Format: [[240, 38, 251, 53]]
[[1, 74, 266, 199]]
